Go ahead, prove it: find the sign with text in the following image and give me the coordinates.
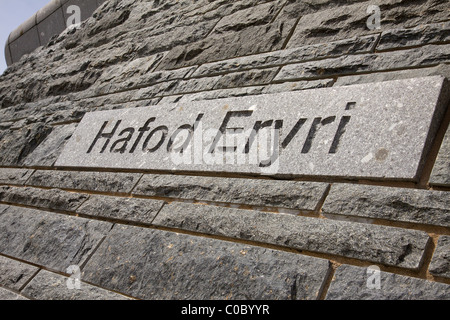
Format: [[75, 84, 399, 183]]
[[56, 77, 449, 180]]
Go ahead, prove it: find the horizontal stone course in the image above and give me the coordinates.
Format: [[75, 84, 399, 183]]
[[275, 44, 450, 81], [326, 264, 450, 300], [0, 168, 34, 186], [22, 270, 130, 300], [153, 202, 430, 270], [0, 255, 39, 291], [133, 175, 328, 211], [322, 184, 450, 227], [0, 206, 112, 273], [429, 236, 450, 279], [376, 21, 450, 51], [191, 35, 379, 78], [76, 194, 165, 225], [0, 186, 89, 212], [82, 224, 330, 300], [26, 170, 142, 194]]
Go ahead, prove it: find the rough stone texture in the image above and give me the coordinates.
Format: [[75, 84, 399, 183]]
[[82, 224, 330, 300], [429, 236, 450, 279], [275, 44, 450, 82], [76, 194, 165, 224], [322, 184, 450, 227], [0, 122, 53, 166], [0, 206, 112, 273], [335, 64, 450, 87], [133, 175, 328, 211], [191, 35, 379, 78], [23, 123, 78, 167], [22, 270, 130, 300], [0, 255, 39, 291], [0, 168, 34, 186], [286, 0, 450, 48], [153, 202, 430, 270], [430, 126, 450, 187], [0, 287, 29, 300], [26, 170, 142, 194], [377, 21, 450, 51], [0, 186, 89, 212], [326, 264, 450, 300]]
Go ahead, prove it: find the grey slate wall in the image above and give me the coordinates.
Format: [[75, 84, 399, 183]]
[[0, 0, 449, 301]]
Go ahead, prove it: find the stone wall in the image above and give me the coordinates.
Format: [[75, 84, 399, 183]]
[[0, 0, 449, 301]]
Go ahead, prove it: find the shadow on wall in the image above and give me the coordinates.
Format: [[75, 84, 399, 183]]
[[4, 0, 106, 66]]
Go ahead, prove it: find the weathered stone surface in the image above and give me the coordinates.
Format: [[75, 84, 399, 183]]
[[286, 0, 450, 48], [0, 122, 53, 166], [155, 1, 297, 70], [22, 270, 130, 300], [0, 206, 112, 272], [27, 170, 142, 194], [275, 44, 450, 81], [377, 21, 450, 51], [133, 175, 328, 211], [153, 202, 430, 269], [0, 168, 34, 186], [0, 204, 8, 215], [76, 194, 165, 224], [23, 123, 78, 167], [191, 35, 379, 78], [334, 64, 450, 87], [0, 186, 89, 212], [0, 287, 29, 300], [326, 264, 450, 300], [429, 236, 450, 279], [82, 224, 330, 300], [322, 184, 450, 227], [430, 126, 450, 187], [56, 77, 449, 181], [0, 255, 38, 291]]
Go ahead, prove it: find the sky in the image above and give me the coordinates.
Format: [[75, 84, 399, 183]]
[[0, 0, 50, 74]]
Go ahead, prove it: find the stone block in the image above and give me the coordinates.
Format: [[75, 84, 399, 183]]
[[27, 170, 142, 194], [22, 270, 130, 300], [0, 287, 29, 300], [326, 264, 450, 300], [429, 236, 450, 279], [76, 194, 165, 224], [377, 21, 450, 51], [0, 206, 112, 273], [322, 184, 450, 227], [0, 186, 89, 212], [0, 255, 39, 291], [430, 126, 450, 187], [82, 224, 330, 300], [153, 202, 430, 269], [0, 168, 34, 186], [133, 174, 328, 211], [275, 44, 450, 82]]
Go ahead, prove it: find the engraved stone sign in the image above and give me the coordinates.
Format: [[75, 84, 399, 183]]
[[56, 77, 449, 180]]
